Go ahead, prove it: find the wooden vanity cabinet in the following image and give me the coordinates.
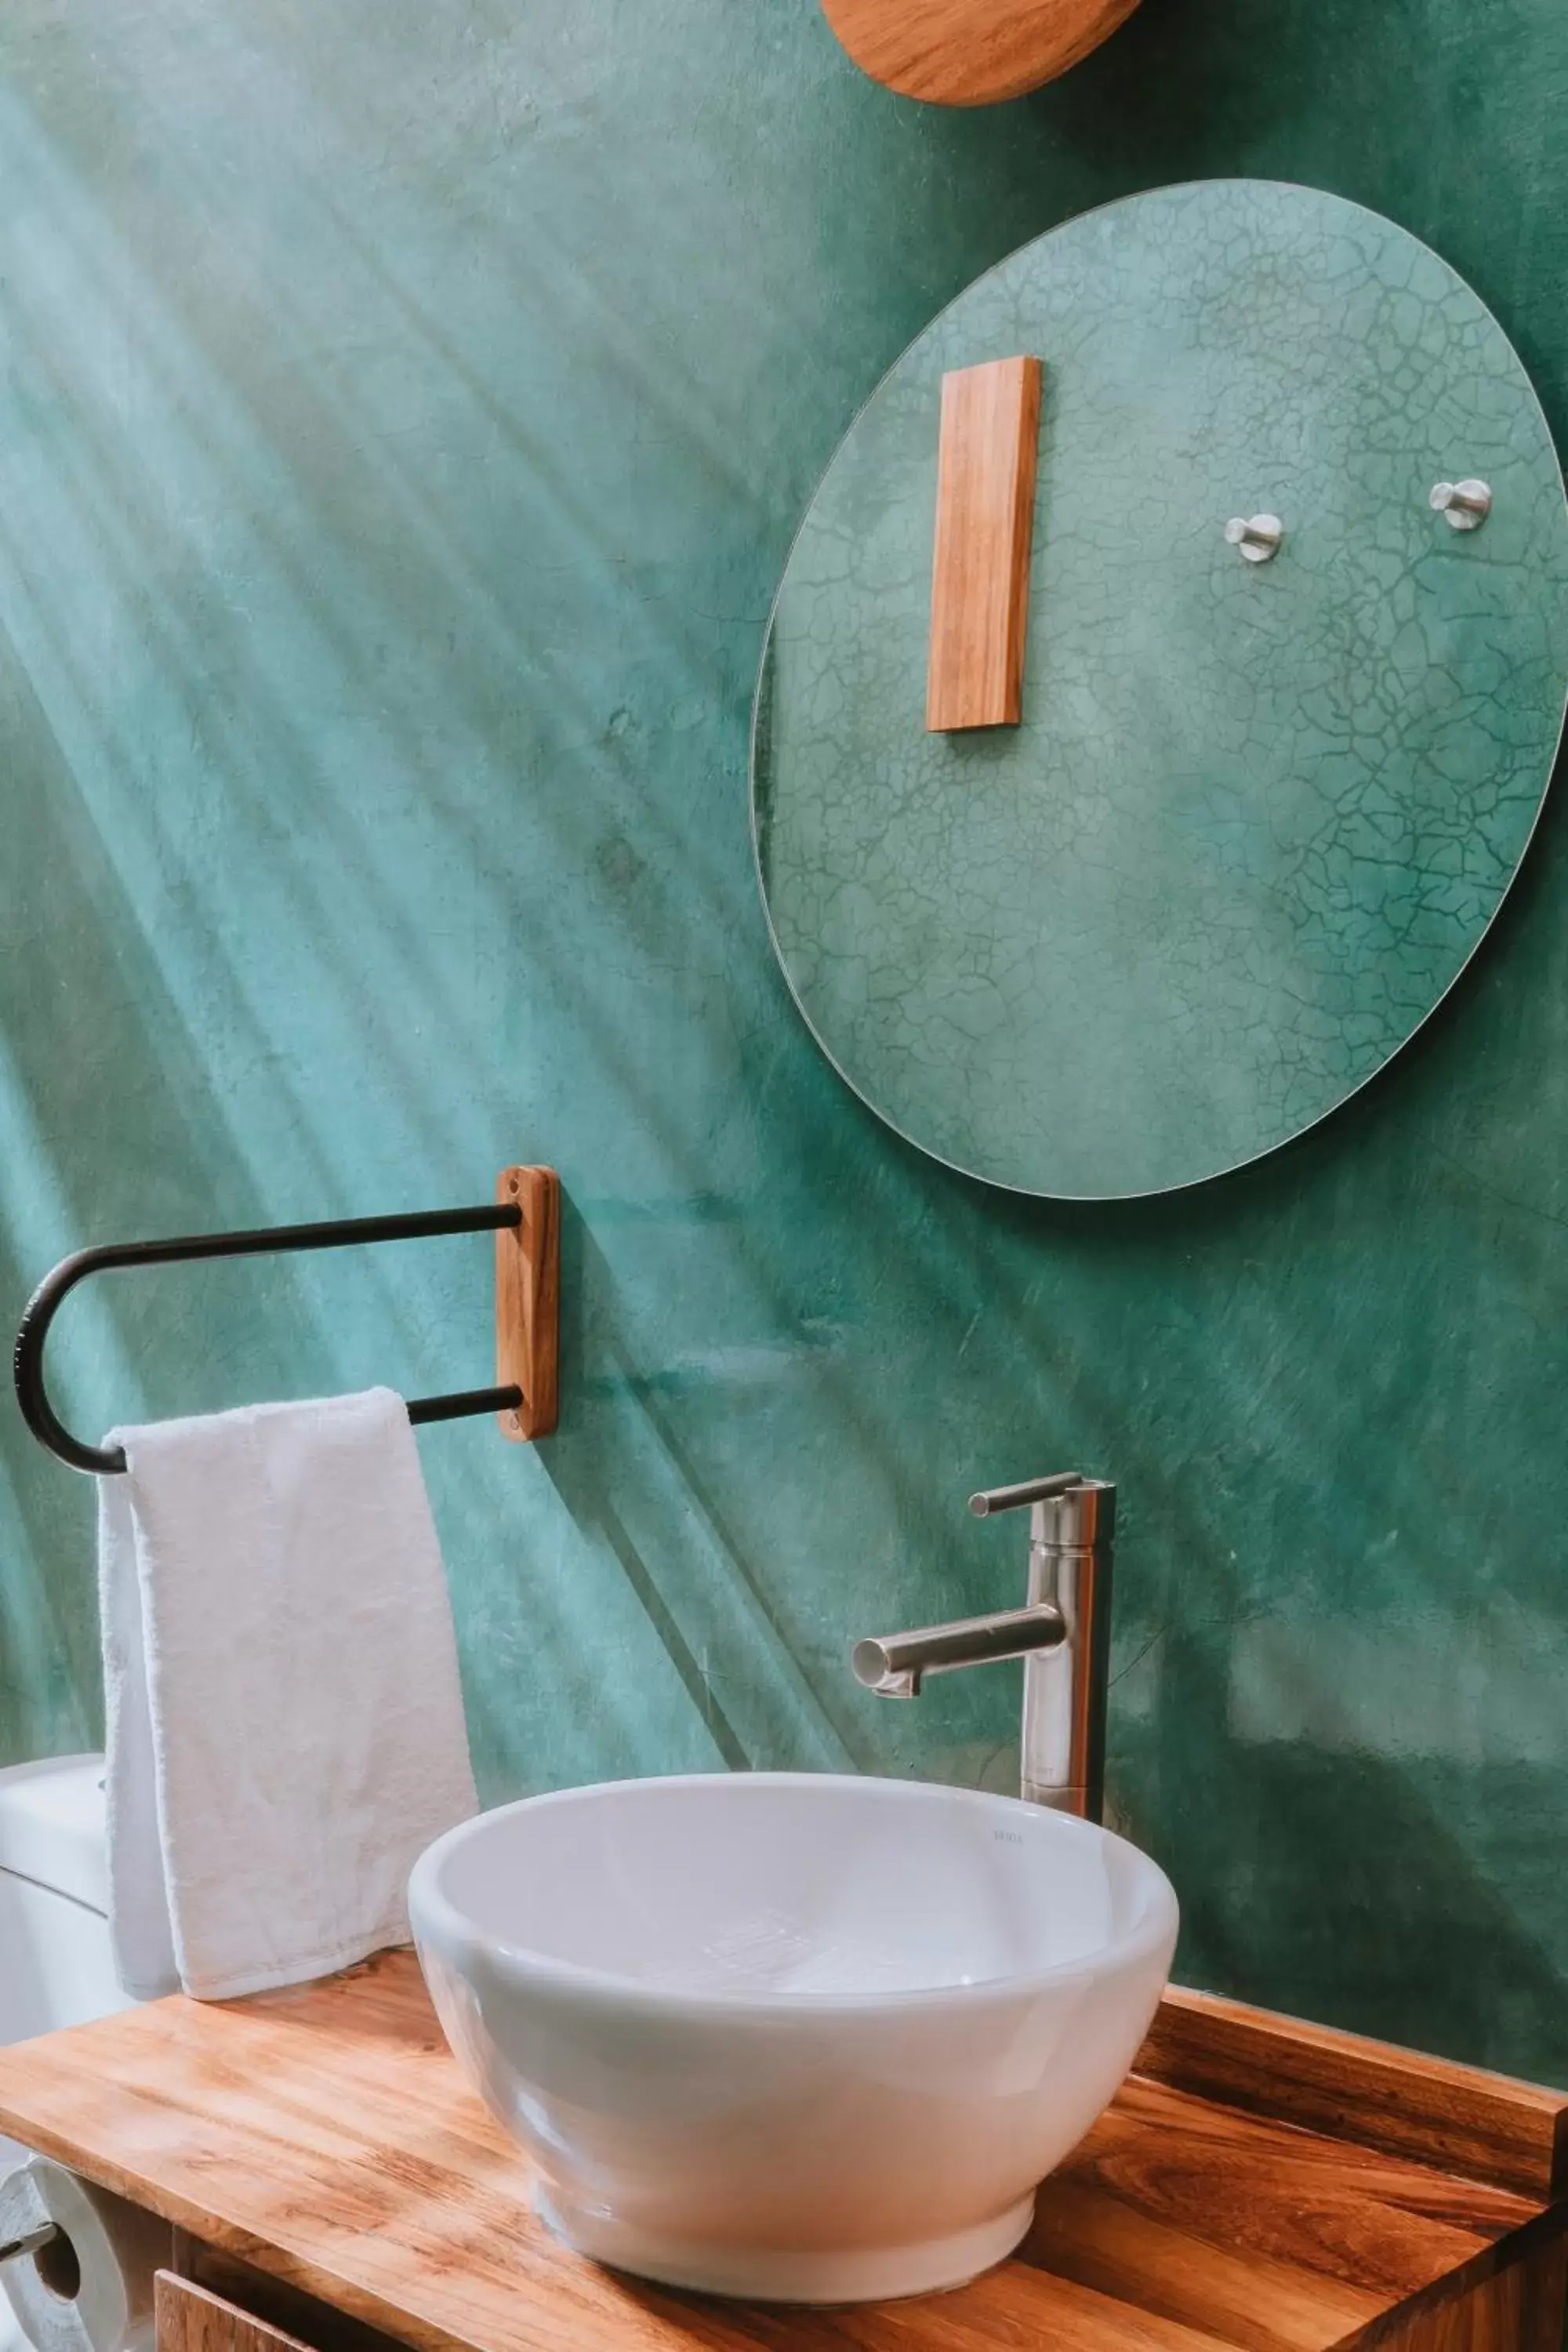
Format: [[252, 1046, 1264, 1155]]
[[159, 2246, 408, 2352], [3, 1951, 1566, 2352], [157, 2203, 1568, 2352], [1374, 2249, 1567, 2350], [158, 2277, 317, 2352]]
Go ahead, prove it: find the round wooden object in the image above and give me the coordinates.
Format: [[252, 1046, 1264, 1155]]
[[820, 0, 1142, 104]]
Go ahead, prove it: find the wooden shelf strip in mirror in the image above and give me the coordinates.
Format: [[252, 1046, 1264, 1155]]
[[495, 1165, 559, 1440], [927, 354, 1041, 731]]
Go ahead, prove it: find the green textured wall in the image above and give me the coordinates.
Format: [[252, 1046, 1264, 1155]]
[[2, 0, 1568, 2082]]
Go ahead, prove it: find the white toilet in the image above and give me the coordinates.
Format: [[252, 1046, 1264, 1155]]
[[0, 1756, 131, 2163], [0, 1759, 135, 2352]]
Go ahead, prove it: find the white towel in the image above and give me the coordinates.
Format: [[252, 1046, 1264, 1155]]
[[98, 1387, 478, 2001]]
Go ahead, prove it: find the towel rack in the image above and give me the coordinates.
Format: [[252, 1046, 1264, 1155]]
[[12, 1165, 560, 1477]]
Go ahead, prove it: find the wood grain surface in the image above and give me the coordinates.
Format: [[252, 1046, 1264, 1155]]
[[1142, 1985, 1568, 2200], [819, 0, 1142, 105], [173, 2242, 403, 2352], [158, 2275, 319, 2352], [1370, 2237, 1568, 2352], [926, 357, 1040, 731], [495, 1164, 559, 1440], [0, 1952, 1563, 2352]]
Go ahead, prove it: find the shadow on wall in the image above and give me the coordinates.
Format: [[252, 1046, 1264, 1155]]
[[1125, 1614, 1568, 2081], [2, 0, 1568, 2087], [0, 3, 790, 1757], [519, 1197, 938, 1783], [0, 631, 274, 1754]]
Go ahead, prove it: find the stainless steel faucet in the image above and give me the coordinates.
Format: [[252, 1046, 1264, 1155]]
[[851, 1472, 1116, 1820]]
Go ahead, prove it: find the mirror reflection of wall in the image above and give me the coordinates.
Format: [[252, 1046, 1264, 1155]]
[[753, 181, 1568, 1201]]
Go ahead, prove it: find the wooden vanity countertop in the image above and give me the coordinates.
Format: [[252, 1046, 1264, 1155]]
[[0, 1949, 1564, 2352]]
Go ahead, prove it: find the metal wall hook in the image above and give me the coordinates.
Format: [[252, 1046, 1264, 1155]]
[[1225, 513, 1283, 564], [1429, 478, 1491, 530]]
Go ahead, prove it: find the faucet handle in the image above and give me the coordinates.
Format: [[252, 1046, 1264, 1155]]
[[968, 1472, 1086, 1517]]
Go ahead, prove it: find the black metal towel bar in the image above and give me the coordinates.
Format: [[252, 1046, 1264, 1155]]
[[13, 1200, 524, 1478]]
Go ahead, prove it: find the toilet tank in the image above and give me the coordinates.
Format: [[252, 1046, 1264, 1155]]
[[0, 1760, 130, 2352], [0, 1756, 129, 2051]]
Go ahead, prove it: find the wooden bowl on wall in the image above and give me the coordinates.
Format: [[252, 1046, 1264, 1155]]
[[820, 0, 1142, 103]]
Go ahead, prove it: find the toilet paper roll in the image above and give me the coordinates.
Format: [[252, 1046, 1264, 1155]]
[[0, 2160, 170, 2352]]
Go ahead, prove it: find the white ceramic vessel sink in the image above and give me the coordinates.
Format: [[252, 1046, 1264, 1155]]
[[409, 1773, 1178, 2304]]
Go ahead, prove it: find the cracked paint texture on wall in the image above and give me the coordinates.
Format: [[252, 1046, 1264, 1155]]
[[756, 182, 1568, 1197]]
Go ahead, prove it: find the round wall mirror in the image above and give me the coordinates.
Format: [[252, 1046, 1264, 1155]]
[[752, 180, 1568, 1199]]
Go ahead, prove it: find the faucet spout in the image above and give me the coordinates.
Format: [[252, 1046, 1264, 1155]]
[[850, 1472, 1116, 1818], [851, 1602, 1064, 1698]]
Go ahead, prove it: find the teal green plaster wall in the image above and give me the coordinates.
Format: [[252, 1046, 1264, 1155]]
[[3, 0, 1568, 2082]]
